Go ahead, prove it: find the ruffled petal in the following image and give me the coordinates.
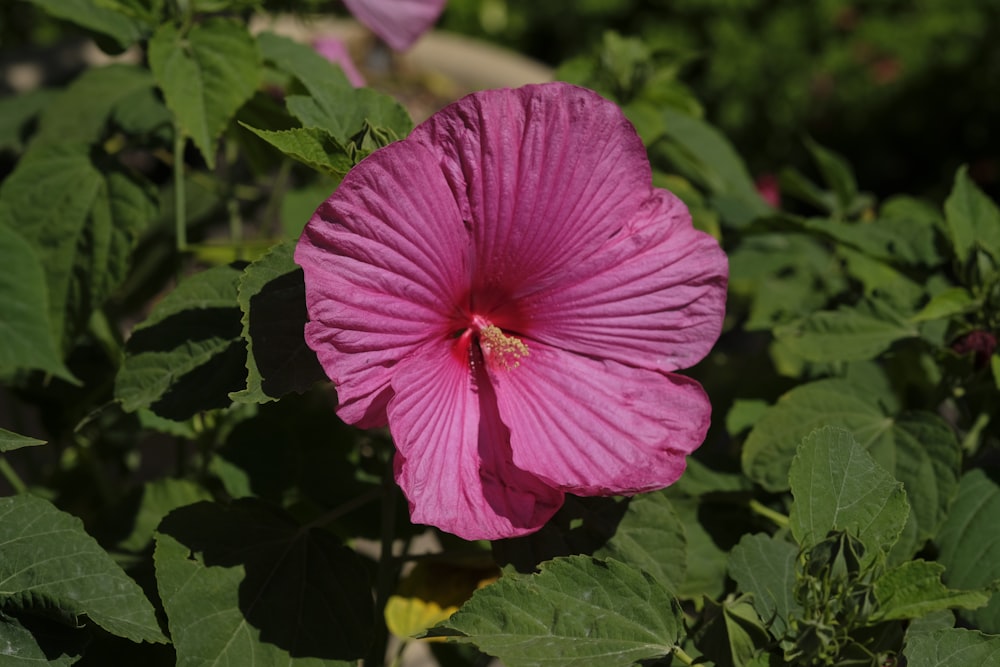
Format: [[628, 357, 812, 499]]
[[296, 140, 470, 426], [343, 0, 445, 51], [489, 341, 711, 495], [387, 342, 564, 540], [520, 189, 728, 373], [411, 83, 654, 295]]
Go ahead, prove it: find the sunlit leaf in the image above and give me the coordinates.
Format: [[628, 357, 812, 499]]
[[148, 19, 260, 168], [0, 494, 166, 643], [23, 0, 146, 48], [0, 427, 46, 453], [693, 597, 770, 667], [789, 426, 909, 563], [433, 556, 684, 667], [945, 165, 1000, 264], [240, 124, 354, 177], [872, 560, 988, 621]]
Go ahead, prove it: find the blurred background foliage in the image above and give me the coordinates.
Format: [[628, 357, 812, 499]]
[[438, 0, 1000, 202]]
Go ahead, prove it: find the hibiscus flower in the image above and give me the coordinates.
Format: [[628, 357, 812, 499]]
[[342, 0, 446, 52], [296, 82, 728, 540]]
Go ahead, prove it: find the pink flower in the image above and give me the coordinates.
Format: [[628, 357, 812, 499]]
[[342, 0, 446, 52], [313, 36, 366, 88], [296, 83, 728, 540], [755, 173, 781, 208]]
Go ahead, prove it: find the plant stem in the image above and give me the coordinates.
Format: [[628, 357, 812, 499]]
[[0, 457, 27, 494], [749, 498, 790, 529], [672, 645, 696, 666], [174, 129, 187, 252], [367, 457, 400, 666]]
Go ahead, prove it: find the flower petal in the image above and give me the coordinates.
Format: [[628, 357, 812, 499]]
[[412, 83, 654, 293], [296, 140, 470, 426], [489, 341, 711, 495], [387, 342, 564, 540], [343, 0, 445, 51], [521, 189, 728, 373]]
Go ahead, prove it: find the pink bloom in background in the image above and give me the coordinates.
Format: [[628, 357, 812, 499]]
[[755, 173, 781, 208], [342, 0, 446, 52], [296, 82, 728, 540], [313, 36, 366, 87]]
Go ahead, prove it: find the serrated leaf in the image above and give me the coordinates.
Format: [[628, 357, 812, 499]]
[[434, 556, 684, 667], [0, 143, 154, 359], [872, 560, 988, 621], [742, 382, 961, 546], [24, 0, 146, 48], [240, 124, 354, 177], [229, 242, 325, 404], [0, 494, 166, 643], [902, 628, 1000, 667], [945, 165, 1000, 264], [115, 265, 246, 420], [32, 64, 154, 148], [935, 469, 1000, 633], [789, 427, 909, 562], [774, 300, 918, 363], [257, 32, 413, 144], [669, 495, 732, 600], [0, 427, 46, 452], [804, 138, 859, 216], [728, 533, 800, 638], [148, 19, 260, 168], [154, 500, 370, 664], [0, 223, 74, 381]]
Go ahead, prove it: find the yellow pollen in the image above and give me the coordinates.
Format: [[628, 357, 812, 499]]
[[479, 325, 529, 370]]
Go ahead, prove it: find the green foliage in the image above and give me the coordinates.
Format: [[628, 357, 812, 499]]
[[2, 4, 1000, 667]]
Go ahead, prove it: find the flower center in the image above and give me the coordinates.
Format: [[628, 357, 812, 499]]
[[457, 314, 529, 371], [479, 324, 529, 370]]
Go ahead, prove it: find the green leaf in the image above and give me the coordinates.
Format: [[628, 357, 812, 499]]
[[911, 287, 978, 322], [0, 222, 74, 381], [240, 124, 354, 179], [773, 300, 918, 363], [0, 613, 87, 666], [257, 32, 412, 144], [115, 265, 247, 420], [32, 64, 155, 148], [0, 143, 154, 359], [0, 89, 57, 153], [945, 165, 1000, 264], [0, 427, 46, 452], [804, 138, 859, 216], [935, 469, 1000, 633], [117, 479, 213, 553], [872, 560, 989, 621], [742, 381, 961, 546], [154, 500, 370, 664], [230, 241, 325, 404], [24, 0, 146, 48], [728, 533, 801, 638], [0, 494, 166, 643], [434, 556, 684, 667], [148, 19, 261, 168], [789, 426, 909, 562], [693, 597, 771, 667], [660, 107, 769, 227], [669, 495, 733, 600], [902, 628, 1000, 667], [493, 493, 686, 594]]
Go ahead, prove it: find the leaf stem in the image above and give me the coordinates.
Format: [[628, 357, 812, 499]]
[[0, 457, 27, 494], [672, 645, 696, 666], [749, 498, 790, 529], [302, 486, 383, 531], [173, 128, 187, 252]]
